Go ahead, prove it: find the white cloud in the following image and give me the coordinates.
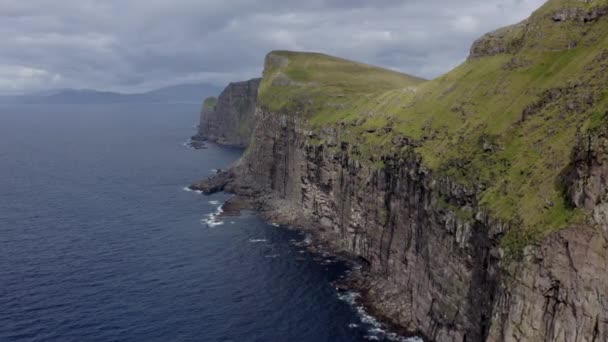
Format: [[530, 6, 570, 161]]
[[0, 0, 547, 94], [0, 66, 62, 94], [452, 15, 479, 33]]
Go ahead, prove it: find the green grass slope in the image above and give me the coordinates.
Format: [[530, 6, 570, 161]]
[[203, 97, 217, 110], [257, 0, 608, 254], [259, 51, 426, 114]]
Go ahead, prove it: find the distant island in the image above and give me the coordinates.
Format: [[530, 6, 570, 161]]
[[0, 82, 221, 105]]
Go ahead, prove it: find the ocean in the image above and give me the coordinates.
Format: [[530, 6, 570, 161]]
[[0, 103, 418, 342]]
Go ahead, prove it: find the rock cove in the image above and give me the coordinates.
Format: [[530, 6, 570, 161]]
[[192, 1, 608, 340]]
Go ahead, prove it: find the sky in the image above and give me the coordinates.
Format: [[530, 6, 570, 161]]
[[0, 0, 547, 95]]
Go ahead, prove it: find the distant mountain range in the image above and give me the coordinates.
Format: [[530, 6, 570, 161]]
[[0, 83, 221, 104]]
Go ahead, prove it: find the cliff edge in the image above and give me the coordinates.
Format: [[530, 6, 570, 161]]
[[192, 0, 608, 341]]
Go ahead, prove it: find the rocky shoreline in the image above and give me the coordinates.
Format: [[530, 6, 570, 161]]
[[205, 191, 426, 341]]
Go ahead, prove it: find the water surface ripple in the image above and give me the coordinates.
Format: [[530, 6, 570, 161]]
[[0, 103, 418, 342]]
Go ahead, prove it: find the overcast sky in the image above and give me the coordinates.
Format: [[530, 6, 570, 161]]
[[0, 0, 546, 95]]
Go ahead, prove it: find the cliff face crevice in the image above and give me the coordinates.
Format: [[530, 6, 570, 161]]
[[192, 78, 261, 148], [566, 124, 608, 228]]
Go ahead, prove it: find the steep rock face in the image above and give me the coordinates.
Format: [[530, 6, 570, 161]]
[[550, 5, 608, 22], [194, 104, 608, 341], [489, 226, 608, 342], [197, 109, 493, 340], [567, 125, 608, 228], [193, 78, 261, 147]]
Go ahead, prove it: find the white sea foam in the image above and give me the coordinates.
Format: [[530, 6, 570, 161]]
[[337, 291, 422, 342], [271, 223, 280, 227], [201, 204, 224, 228], [183, 141, 198, 149], [248, 239, 268, 243], [209, 200, 219, 205], [303, 234, 313, 245], [183, 186, 203, 194], [202, 216, 224, 227], [265, 254, 280, 258]]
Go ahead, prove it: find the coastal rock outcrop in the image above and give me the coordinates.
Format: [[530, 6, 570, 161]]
[[192, 78, 261, 148], [468, 23, 526, 59]]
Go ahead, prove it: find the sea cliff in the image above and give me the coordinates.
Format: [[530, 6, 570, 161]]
[[192, 78, 261, 148], [192, 1, 608, 340]]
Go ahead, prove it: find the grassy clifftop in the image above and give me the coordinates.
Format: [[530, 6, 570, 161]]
[[256, 0, 608, 253], [202, 97, 217, 110], [258, 51, 426, 114]]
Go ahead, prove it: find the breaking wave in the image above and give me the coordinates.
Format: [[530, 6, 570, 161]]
[[183, 186, 202, 194], [337, 291, 422, 342], [202, 204, 224, 227]]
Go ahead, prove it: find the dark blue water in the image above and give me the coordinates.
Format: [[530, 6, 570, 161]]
[[0, 103, 416, 342]]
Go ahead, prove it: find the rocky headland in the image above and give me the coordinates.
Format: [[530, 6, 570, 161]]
[[192, 78, 261, 148], [191, 1, 608, 340]]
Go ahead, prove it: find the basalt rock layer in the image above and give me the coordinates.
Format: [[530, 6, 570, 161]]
[[192, 1, 608, 341]]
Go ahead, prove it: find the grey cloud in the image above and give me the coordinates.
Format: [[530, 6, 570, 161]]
[[0, 0, 546, 95]]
